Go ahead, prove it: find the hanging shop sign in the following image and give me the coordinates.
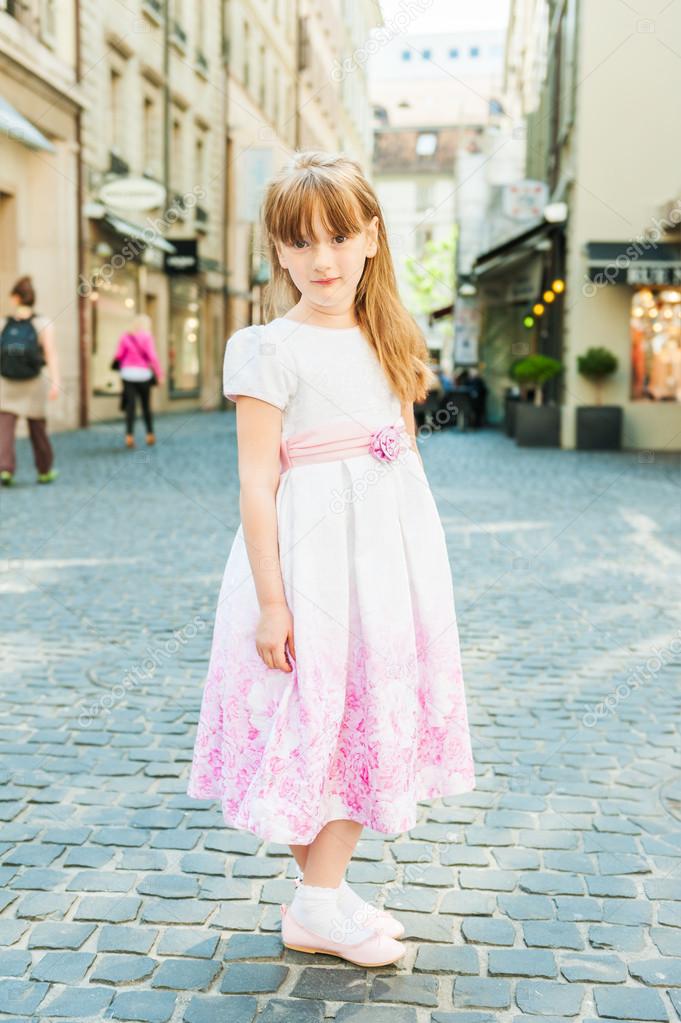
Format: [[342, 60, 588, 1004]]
[[164, 238, 199, 275], [586, 241, 681, 285]]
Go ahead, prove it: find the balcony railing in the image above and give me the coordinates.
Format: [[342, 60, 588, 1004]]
[[108, 150, 130, 176]]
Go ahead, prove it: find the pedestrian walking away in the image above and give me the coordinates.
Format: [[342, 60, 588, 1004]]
[[187, 150, 477, 967], [110, 313, 164, 449], [0, 275, 60, 486]]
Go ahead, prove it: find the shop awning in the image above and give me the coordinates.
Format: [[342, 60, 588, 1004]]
[[586, 241, 681, 285], [103, 212, 177, 254], [0, 95, 56, 153], [473, 219, 556, 279]]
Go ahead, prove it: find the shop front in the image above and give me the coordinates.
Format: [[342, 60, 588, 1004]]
[[582, 242, 681, 450], [164, 241, 202, 399]]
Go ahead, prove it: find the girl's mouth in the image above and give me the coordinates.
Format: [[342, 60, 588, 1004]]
[[312, 277, 340, 286]]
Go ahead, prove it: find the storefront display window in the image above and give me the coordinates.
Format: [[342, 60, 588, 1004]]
[[630, 287, 681, 401], [90, 263, 139, 396], [169, 276, 201, 397]]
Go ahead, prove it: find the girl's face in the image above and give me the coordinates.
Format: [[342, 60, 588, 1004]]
[[275, 210, 379, 315]]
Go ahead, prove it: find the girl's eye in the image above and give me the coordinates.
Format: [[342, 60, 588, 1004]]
[[293, 240, 308, 249], [333, 236, 347, 244]]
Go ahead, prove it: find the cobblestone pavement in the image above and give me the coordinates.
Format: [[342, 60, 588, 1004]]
[[1, 408, 681, 1023]]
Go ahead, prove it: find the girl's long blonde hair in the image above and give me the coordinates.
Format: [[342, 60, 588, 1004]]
[[261, 150, 435, 404]]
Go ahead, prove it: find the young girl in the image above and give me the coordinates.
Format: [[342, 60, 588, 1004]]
[[187, 150, 476, 968]]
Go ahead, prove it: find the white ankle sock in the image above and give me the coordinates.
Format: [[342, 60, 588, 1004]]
[[290, 882, 374, 945], [337, 878, 382, 925]]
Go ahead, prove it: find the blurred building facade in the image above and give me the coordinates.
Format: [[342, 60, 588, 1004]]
[[0, 0, 83, 431], [1, 0, 381, 431], [473, 0, 681, 450]]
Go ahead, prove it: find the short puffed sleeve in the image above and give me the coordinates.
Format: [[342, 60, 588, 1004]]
[[222, 325, 297, 411]]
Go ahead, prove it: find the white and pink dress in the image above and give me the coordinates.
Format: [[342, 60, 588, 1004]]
[[187, 316, 476, 845]]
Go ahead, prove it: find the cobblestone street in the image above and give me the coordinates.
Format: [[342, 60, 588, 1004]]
[[1, 409, 680, 1023]]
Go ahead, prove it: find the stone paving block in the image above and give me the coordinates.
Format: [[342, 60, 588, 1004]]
[[0, 979, 49, 1015], [458, 869, 516, 891], [203, 831, 261, 855], [42, 826, 91, 845], [464, 827, 515, 846], [223, 934, 283, 960], [0, 919, 29, 944], [522, 920, 584, 949], [200, 877, 251, 900], [585, 875, 637, 898], [141, 898, 214, 925], [39, 985, 114, 1018], [408, 865, 455, 886], [137, 873, 200, 898], [650, 925, 681, 956], [120, 850, 168, 871], [593, 986, 668, 1020], [0, 949, 31, 977], [150, 830, 200, 850], [212, 903, 262, 931], [180, 852, 229, 875], [157, 927, 220, 958], [91, 953, 157, 982], [73, 894, 141, 922], [598, 852, 650, 875], [290, 966, 366, 1001], [496, 894, 554, 920], [130, 809, 184, 829], [390, 842, 434, 862], [559, 952, 627, 983], [27, 921, 95, 949], [389, 911, 453, 942], [588, 923, 646, 952], [183, 994, 258, 1023], [453, 976, 511, 1009], [97, 924, 158, 953], [371, 974, 439, 1006], [492, 848, 541, 870], [151, 957, 221, 990], [111, 989, 177, 1022], [554, 895, 602, 922], [220, 963, 288, 993], [2, 843, 64, 866], [15, 892, 76, 919], [383, 887, 438, 913], [515, 979, 585, 1016], [600, 897, 652, 926], [66, 869, 135, 892], [256, 999, 324, 1022], [518, 872, 584, 895], [628, 956, 681, 985], [439, 847, 489, 866], [461, 917, 515, 945], [29, 950, 94, 982], [517, 830, 578, 849], [335, 1007, 418, 1023], [346, 861, 397, 884], [488, 949, 557, 977], [8, 867, 62, 889], [413, 944, 479, 974], [659, 902, 681, 927], [63, 846, 113, 868], [91, 826, 149, 846]]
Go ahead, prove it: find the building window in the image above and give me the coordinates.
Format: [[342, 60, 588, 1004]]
[[416, 181, 434, 212], [243, 21, 250, 87], [109, 67, 125, 159], [470, 46, 480, 57], [415, 132, 437, 156], [449, 48, 459, 59], [402, 50, 411, 60], [171, 115, 183, 193], [259, 43, 266, 108], [422, 49, 431, 60], [168, 277, 201, 397], [630, 287, 681, 402]]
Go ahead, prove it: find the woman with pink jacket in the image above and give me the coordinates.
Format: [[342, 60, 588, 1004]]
[[112, 314, 164, 449]]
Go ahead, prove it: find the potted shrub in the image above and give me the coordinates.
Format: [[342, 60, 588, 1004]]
[[576, 347, 621, 450], [511, 354, 564, 447]]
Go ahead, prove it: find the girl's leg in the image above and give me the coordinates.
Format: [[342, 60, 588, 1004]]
[[301, 819, 363, 887], [289, 843, 308, 874]]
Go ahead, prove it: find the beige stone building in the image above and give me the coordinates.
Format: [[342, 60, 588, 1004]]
[[0, 0, 83, 432], [79, 0, 226, 424], [224, 0, 381, 334]]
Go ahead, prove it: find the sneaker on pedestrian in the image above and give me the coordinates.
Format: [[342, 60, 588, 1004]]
[[0, 470, 15, 486], [37, 468, 59, 484], [125, 434, 135, 448]]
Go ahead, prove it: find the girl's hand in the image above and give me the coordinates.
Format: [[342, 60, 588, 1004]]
[[256, 602, 296, 672], [48, 383, 60, 400]]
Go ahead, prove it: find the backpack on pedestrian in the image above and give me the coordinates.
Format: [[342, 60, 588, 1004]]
[[0, 315, 45, 380]]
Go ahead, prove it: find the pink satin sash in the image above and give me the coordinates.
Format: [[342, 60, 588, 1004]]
[[280, 415, 409, 473]]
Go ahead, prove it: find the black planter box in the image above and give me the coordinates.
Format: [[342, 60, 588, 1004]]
[[576, 405, 622, 450], [504, 394, 519, 437], [515, 403, 561, 447]]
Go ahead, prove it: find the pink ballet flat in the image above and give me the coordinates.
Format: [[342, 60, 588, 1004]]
[[280, 903, 406, 967], [292, 876, 405, 940]]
